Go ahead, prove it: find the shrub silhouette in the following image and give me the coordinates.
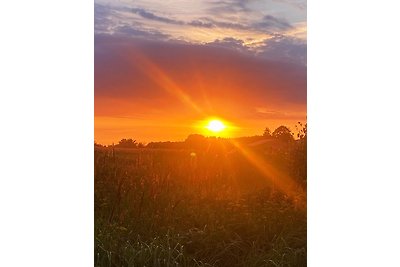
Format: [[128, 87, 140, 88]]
[[263, 127, 272, 137], [272, 125, 294, 142], [116, 138, 137, 148]]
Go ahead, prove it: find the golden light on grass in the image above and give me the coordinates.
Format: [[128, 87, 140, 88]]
[[229, 139, 305, 206], [206, 119, 226, 132]]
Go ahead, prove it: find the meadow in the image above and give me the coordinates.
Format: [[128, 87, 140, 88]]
[[95, 133, 307, 267]]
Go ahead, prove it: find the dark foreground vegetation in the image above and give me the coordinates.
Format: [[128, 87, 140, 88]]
[[95, 125, 307, 267]]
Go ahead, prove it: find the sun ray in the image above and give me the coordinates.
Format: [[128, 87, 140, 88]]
[[229, 139, 306, 208], [127, 46, 204, 115]]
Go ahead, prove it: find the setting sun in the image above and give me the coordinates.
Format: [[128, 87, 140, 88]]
[[94, 0, 307, 263], [206, 119, 226, 132]]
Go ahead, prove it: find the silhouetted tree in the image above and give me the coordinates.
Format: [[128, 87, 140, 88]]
[[263, 127, 272, 137], [272, 126, 294, 142], [295, 122, 307, 140], [116, 138, 137, 148]]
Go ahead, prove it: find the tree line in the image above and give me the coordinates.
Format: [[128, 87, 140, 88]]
[[94, 123, 307, 149]]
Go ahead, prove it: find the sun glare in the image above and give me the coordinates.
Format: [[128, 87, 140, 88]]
[[206, 119, 226, 132]]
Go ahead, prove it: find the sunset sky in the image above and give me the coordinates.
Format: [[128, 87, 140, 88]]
[[95, 0, 307, 144]]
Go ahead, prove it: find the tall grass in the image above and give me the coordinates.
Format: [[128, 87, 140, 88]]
[[95, 142, 306, 267]]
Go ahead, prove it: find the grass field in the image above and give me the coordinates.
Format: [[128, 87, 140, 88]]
[[94, 138, 306, 267]]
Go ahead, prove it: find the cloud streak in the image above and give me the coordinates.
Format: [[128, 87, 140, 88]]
[[94, 2, 306, 66], [131, 7, 185, 25], [128, 5, 292, 33], [94, 2, 305, 43], [253, 15, 293, 31]]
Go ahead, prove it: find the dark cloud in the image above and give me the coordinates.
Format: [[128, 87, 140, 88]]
[[188, 17, 249, 31], [206, 36, 306, 66], [253, 15, 293, 31], [212, 20, 248, 30], [95, 3, 294, 36], [187, 20, 215, 28], [94, 4, 304, 66], [206, 37, 248, 53], [129, 6, 250, 31], [258, 35, 306, 65], [190, 15, 293, 33], [131, 7, 184, 25], [95, 35, 306, 119]]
